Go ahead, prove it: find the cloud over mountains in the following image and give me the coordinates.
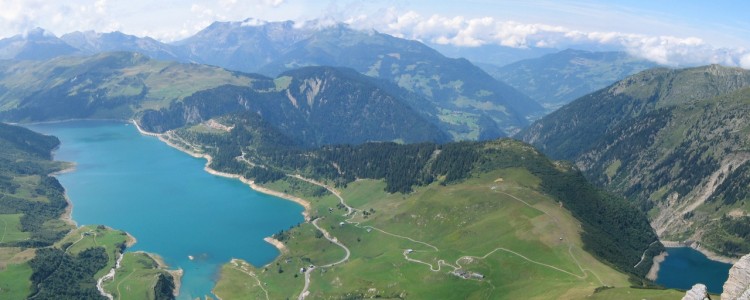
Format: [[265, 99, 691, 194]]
[[0, 1, 747, 68], [346, 8, 750, 68]]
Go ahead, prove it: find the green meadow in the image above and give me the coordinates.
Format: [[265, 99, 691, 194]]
[[215, 169, 687, 299], [0, 214, 30, 244], [102, 252, 171, 300]]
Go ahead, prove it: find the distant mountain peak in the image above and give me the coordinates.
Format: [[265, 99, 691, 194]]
[[488, 48, 657, 109], [0, 27, 77, 60], [60, 30, 180, 61]]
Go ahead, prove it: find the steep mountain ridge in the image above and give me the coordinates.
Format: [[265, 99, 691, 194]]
[[520, 65, 750, 159], [0, 52, 447, 146], [518, 65, 750, 257], [1, 21, 543, 140], [139, 66, 449, 146], [173, 18, 313, 72], [257, 24, 542, 138], [61, 30, 183, 61]]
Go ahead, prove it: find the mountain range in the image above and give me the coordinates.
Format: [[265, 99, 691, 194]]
[[139, 66, 450, 146], [0, 52, 447, 147], [484, 49, 657, 110], [0, 19, 670, 140], [0, 20, 550, 138], [0, 28, 78, 60], [0, 17, 733, 299]]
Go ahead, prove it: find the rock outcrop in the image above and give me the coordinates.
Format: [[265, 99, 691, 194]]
[[723, 253, 750, 300], [682, 284, 709, 300]]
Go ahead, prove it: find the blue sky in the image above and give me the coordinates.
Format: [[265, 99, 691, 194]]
[[1, 0, 748, 66], [395, 0, 750, 48]]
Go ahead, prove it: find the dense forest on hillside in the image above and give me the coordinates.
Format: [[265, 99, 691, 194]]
[[0, 123, 71, 247], [703, 216, 750, 257], [28, 247, 109, 299]]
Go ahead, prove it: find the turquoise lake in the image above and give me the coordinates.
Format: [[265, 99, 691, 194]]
[[656, 247, 732, 294], [29, 121, 304, 299]]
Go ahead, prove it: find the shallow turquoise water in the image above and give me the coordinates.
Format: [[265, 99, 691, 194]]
[[656, 247, 732, 294], [29, 121, 303, 299]]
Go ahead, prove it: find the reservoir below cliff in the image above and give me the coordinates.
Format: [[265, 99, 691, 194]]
[[656, 247, 732, 294], [29, 120, 304, 299]]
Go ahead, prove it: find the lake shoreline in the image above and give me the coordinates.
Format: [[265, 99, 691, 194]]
[[264, 237, 288, 255], [50, 158, 78, 227], [131, 120, 312, 221], [42, 121, 184, 298], [646, 251, 667, 281], [139, 251, 184, 297], [661, 241, 739, 264], [653, 246, 734, 294], [32, 119, 301, 298]]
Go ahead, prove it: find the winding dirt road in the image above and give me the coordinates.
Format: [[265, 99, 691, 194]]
[[233, 145, 606, 297]]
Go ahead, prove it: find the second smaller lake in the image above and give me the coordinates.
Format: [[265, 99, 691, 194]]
[[656, 247, 732, 294]]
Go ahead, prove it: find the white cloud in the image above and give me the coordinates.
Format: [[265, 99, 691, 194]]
[[346, 9, 750, 68], [262, 0, 284, 7], [241, 18, 267, 27], [0, 1, 746, 69], [94, 0, 107, 14], [741, 54, 750, 69]]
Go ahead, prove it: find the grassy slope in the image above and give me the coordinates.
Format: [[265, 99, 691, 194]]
[[0, 52, 255, 120], [215, 170, 684, 299], [0, 226, 128, 299], [55, 225, 130, 279], [0, 214, 30, 243], [102, 252, 169, 300], [0, 262, 32, 299]]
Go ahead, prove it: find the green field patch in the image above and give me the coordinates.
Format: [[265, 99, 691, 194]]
[[454, 96, 508, 113], [4, 175, 49, 203], [102, 252, 168, 300], [56, 225, 131, 278], [0, 214, 31, 244], [214, 260, 269, 300], [605, 159, 622, 180], [0, 261, 33, 299], [273, 76, 293, 91]]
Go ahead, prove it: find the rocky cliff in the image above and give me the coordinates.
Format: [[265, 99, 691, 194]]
[[682, 284, 709, 300], [723, 253, 750, 300]]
